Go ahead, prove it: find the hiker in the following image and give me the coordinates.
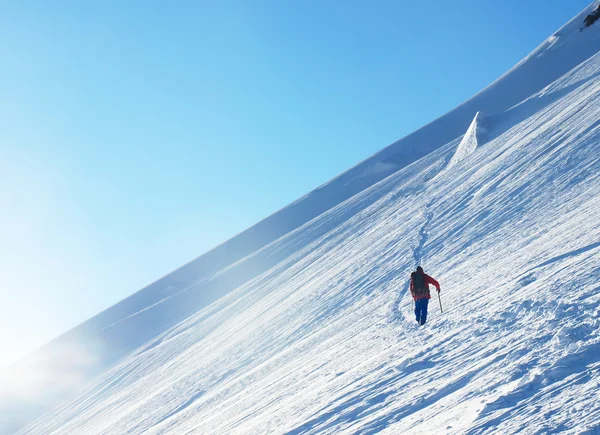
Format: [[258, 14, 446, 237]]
[[410, 266, 441, 326]]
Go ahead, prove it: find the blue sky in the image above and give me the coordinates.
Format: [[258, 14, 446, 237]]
[[0, 0, 591, 367]]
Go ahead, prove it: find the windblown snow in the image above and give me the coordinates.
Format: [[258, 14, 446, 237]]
[[2, 3, 600, 435], [447, 112, 484, 170]]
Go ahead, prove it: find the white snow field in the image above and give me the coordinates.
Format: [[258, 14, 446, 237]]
[[3, 3, 600, 435]]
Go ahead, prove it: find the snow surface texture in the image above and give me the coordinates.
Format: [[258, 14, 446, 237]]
[[2, 2, 600, 435]]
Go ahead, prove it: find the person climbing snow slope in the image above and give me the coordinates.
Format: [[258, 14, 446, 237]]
[[410, 266, 441, 326]]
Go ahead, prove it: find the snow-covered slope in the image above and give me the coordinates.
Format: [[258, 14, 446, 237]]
[[2, 3, 600, 434]]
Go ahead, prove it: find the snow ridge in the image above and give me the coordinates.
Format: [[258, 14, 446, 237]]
[[447, 112, 485, 170]]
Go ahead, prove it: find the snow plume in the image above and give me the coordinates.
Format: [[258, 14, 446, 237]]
[[446, 111, 486, 170], [0, 337, 103, 434]]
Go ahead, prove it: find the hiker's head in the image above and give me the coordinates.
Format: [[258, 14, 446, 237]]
[[416, 266, 424, 273]]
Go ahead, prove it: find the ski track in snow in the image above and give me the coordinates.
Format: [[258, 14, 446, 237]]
[[3, 3, 600, 435]]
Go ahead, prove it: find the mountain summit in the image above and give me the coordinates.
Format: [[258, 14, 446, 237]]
[[2, 2, 600, 434]]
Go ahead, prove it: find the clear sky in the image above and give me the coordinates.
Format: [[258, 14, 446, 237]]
[[0, 0, 592, 367]]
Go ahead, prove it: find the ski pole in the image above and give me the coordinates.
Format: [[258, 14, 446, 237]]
[[437, 290, 443, 314]]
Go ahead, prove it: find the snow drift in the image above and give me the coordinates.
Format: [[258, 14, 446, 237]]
[[447, 112, 486, 170], [2, 2, 600, 434]]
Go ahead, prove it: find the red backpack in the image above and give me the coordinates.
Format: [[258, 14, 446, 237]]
[[411, 271, 429, 298]]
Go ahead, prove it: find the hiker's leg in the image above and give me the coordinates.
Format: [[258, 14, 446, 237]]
[[415, 299, 426, 324], [420, 299, 429, 325], [414, 300, 420, 323]]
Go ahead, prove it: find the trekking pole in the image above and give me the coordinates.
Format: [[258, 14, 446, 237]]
[[437, 290, 443, 314]]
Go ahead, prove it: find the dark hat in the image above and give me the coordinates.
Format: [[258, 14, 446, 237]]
[[416, 266, 424, 273]]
